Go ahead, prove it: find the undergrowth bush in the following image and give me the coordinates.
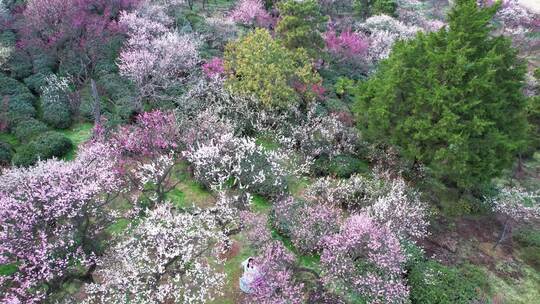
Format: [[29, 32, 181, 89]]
[[13, 118, 49, 142], [13, 131, 73, 167], [408, 260, 488, 304]]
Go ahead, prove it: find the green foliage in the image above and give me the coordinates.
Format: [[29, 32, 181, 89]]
[[7, 51, 33, 80], [354, 0, 397, 18], [42, 101, 72, 129], [276, 0, 327, 56], [0, 140, 12, 165], [514, 226, 540, 248], [224, 28, 321, 108], [0, 263, 18, 276], [312, 154, 369, 178], [353, 0, 528, 190], [525, 95, 540, 153], [24, 72, 51, 93], [408, 261, 487, 303], [13, 118, 49, 142], [0, 75, 36, 126], [372, 0, 397, 16], [514, 226, 540, 270], [13, 131, 73, 167]]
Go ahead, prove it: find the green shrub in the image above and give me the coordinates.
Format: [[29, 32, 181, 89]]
[[7, 51, 32, 80], [519, 247, 540, 271], [24, 72, 52, 93], [0, 140, 12, 165], [13, 131, 73, 166], [7, 98, 36, 126], [42, 101, 72, 129], [514, 227, 540, 248], [408, 261, 487, 304], [313, 154, 369, 178], [13, 118, 49, 142], [372, 0, 397, 16]]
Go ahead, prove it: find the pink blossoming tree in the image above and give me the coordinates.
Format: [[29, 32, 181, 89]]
[[320, 214, 409, 304], [0, 142, 121, 303], [229, 0, 272, 28]]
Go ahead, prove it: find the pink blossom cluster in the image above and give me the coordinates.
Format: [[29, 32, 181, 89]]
[[240, 211, 273, 248], [112, 110, 181, 158], [320, 213, 409, 303], [273, 196, 343, 253], [249, 241, 305, 304], [82, 203, 230, 304], [202, 57, 225, 79], [21, 0, 138, 53], [324, 27, 368, 60], [0, 142, 121, 303], [229, 0, 273, 28]]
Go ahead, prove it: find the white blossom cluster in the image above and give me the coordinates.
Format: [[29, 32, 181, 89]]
[[82, 203, 228, 304], [291, 108, 359, 159], [368, 178, 430, 239], [118, 5, 200, 103], [357, 14, 422, 63], [41, 74, 71, 104], [307, 174, 430, 240], [489, 186, 540, 222]]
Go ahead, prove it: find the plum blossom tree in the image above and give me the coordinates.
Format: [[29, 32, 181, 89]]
[[20, 0, 138, 78], [357, 14, 422, 63], [248, 241, 305, 304], [182, 113, 299, 197], [368, 177, 430, 240], [202, 57, 225, 79], [320, 214, 409, 303], [229, 0, 272, 28], [110, 110, 182, 205], [306, 174, 387, 211], [118, 9, 200, 106], [272, 196, 344, 253], [291, 107, 359, 160], [488, 186, 540, 248], [82, 203, 229, 304], [0, 142, 121, 303], [324, 27, 369, 61]]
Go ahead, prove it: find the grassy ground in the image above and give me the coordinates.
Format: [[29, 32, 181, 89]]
[[59, 122, 93, 160]]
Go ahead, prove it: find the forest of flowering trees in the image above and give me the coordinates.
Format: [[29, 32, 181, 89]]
[[0, 0, 539, 303]]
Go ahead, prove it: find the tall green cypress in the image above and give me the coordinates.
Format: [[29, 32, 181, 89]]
[[353, 0, 529, 190]]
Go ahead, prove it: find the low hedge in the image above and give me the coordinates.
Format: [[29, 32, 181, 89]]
[[13, 131, 73, 167]]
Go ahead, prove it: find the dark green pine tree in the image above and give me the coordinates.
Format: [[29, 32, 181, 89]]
[[353, 0, 529, 190], [276, 0, 327, 57]]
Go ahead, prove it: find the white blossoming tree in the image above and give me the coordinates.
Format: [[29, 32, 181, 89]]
[[82, 203, 229, 304]]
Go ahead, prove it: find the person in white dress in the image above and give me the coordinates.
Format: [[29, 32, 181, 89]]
[[239, 257, 260, 293]]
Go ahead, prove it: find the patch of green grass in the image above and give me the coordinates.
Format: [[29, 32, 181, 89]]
[[105, 218, 131, 235], [0, 263, 18, 276], [289, 176, 313, 198], [177, 179, 214, 207], [251, 194, 272, 213], [59, 122, 93, 160], [167, 188, 186, 208], [0, 132, 19, 147], [256, 134, 281, 151], [486, 264, 540, 303]]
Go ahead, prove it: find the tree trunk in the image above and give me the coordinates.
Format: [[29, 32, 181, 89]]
[[90, 78, 101, 124]]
